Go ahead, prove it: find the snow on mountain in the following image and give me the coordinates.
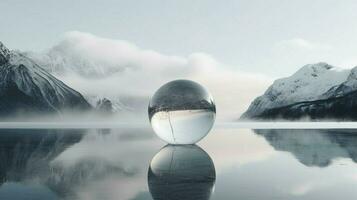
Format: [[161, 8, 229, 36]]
[[242, 62, 351, 118], [22, 32, 273, 121], [24, 31, 189, 78], [24, 46, 121, 77], [0, 42, 11, 65], [23, 32, 126, 77], [26, 48, 150, 114], [24, 47, 132, 112], [321, 66, 357, 99], [22, 32, 188, 113], [86, 95, 132, 112], [0, 42, 91, 116]]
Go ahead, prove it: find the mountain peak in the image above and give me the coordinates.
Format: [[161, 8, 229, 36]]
[[0, 41, 11, 65], [0, 46, 92, 116], [347, 66, 357, 81], [305, 62, 332, 69], [242, 62, 350, 119], [294, 62, 334, 77]]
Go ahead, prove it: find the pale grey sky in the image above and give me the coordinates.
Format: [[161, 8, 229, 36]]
[[1, 0, 357, 76]]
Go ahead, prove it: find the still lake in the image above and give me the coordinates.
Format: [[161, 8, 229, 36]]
[[0, 127, 356, 200]]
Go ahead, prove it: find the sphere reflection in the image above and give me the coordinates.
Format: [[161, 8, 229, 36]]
[[148, 145, 216, 200]]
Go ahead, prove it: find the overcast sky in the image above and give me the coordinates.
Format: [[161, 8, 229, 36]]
[[1, 0, 357, 77]]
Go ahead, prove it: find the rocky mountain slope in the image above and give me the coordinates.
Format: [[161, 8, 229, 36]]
[[0, 42, 91, 117], [24, 47, 135, 113], [242, 62, 357, 120]]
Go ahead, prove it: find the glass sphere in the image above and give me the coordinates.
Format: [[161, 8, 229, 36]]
[[148, 145, 216, 200], [148, 80, 216, 144]]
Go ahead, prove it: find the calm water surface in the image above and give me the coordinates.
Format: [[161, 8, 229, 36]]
[[0, 127, 356, 200]]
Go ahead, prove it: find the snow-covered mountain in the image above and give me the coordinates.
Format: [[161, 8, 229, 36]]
[[24, 45, 120, 78], [24, 40, 150, 114], [0, 41, 11, 65], [0, 42, 91, 117], [242, 62, 357, 120]]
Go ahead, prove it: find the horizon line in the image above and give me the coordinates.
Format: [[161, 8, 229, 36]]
[[1, 122, 357, 129]]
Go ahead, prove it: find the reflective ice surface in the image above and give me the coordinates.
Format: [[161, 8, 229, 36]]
[[148, 80, 216, 144], [148, 145, 216, 200]]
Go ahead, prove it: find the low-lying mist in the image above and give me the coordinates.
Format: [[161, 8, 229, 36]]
[[0, 110, 149, 125], [25, 31, 272, 122]]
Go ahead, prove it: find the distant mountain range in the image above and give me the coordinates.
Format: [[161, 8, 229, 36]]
[[23, 43, 122, 77], [242, 62, 357, 120], [0, 42, 91, 117], [24, 44, 142, 113], [4, 38, 357, 120]]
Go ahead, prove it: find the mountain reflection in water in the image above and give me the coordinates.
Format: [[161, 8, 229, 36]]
[[0, 128, 159, 200], [1, 128, 357, 200], [254, 129, 357, 167], [0, 129, 84, 199]]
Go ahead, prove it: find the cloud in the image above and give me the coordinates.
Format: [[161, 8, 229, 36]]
[[274, 38, 332, 52], [264, 38, 335, 75], [28, 31, 271, 121], [290, 181, 330, 196]]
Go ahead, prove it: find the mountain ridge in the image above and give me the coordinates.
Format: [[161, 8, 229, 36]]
[[0, 41, 92, 117], [242, 62, 357, 120]]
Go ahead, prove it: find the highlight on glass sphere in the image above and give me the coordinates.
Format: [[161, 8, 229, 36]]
[[148, 145, 216, 200], [148, 79, 216, 144]]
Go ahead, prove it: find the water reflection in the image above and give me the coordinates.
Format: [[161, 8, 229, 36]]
[[2, 128, 357, 200], [254, 129, 357, 167], [0, 129, 84, 199], [0, 128, 158, 200], [148, 145, 216, 200]]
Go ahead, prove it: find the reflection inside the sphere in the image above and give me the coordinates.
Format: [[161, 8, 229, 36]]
[[148, 80, 216, 144], [148, 144, 216, 200]]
